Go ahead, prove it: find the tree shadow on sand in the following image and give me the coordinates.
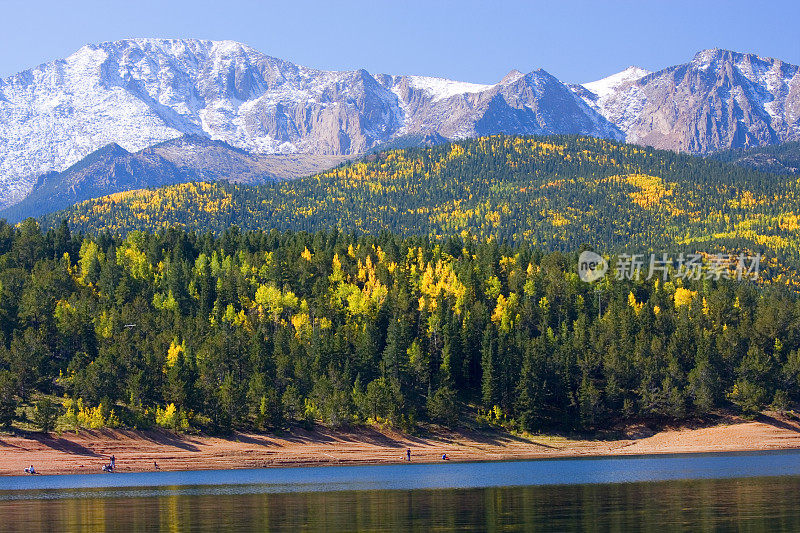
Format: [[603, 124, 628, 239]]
[[20, 432, 101, 457], [432, 427, 548, 447], [121, 429, 203, 451], [269, 427, 339, 445], [0, 436, 21, 449], [240, 426, 423, 448], [756, 413, 800, 433], [231, 433, 282, 447], [76, 429, 205, 452], [231, 425, 557, 450]]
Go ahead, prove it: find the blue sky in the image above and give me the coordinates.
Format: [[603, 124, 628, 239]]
[[1, 0, 798, 83]]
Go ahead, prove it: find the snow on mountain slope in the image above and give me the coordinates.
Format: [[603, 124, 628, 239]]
[[0, 38, 624, 210], [582, 66, 652, 99], [406, 76, 494, 102]]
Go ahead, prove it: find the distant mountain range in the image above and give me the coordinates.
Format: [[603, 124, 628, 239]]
[[0, 135, 350, 221], [1, 39, 799, 215]]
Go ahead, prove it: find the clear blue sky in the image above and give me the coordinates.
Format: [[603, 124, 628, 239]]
[[1, 0, 798, 83]]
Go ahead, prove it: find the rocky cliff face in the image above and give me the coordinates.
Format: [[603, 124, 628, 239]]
[[578, 49, 800, 154]]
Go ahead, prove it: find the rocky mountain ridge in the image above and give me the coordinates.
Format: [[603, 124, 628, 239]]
[[575, 49, 800, 154]]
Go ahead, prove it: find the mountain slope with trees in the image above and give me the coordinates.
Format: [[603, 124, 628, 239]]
[[711, 141, 800, 175], [44, 135, 800, 284]]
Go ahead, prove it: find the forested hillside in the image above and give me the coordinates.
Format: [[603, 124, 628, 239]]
[[1, 223, 798, 434], [45, 135, 800, 285], [711, 141, 800, 175]]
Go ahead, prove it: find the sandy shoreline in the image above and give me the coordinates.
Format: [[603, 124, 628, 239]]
[[3, 413, 800, 477]]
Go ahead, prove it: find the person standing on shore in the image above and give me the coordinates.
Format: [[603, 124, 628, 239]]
[[110, 455, 116, 470], [406, 449, 411, 462]]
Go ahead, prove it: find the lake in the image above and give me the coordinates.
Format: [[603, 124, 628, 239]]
[[3, 451, 800, 531]]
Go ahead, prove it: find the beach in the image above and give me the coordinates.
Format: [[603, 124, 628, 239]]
[[2, 413, 800, 477]]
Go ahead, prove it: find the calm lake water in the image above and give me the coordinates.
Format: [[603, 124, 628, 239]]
[[3, 451, 800, 531]]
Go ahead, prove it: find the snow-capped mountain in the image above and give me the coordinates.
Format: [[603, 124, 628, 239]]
[[0, 38, 621, 209], [3, 40, 799, 213], [576, 49, 800, 154]]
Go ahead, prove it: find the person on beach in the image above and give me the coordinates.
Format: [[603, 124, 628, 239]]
[[442, 453, 449, 460], [110, 455, 116, 470], [25, 465, 35, 474], [406, 449, 411, 462], [154, 461, 160, 470]]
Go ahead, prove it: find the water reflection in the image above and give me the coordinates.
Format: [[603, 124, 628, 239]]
[[2, 477, 800, 531]]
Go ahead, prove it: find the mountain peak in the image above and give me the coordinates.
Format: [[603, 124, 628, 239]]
[[690, 48, 735, 68], [500, 69, 524, 84]]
